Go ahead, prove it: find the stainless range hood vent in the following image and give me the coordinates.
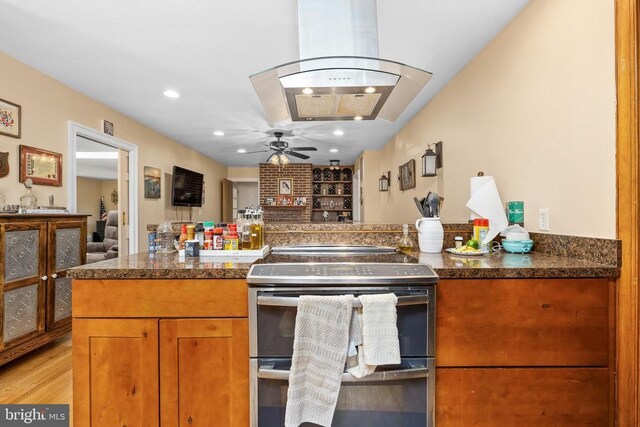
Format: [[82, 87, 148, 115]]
[[250, 0, 432, 123]]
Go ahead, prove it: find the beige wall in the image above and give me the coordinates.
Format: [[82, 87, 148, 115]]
[[76, 177, 102, 234], [363, 0, 616, 238], [228, 167, 259, 180], [0, 51, 228, 248]]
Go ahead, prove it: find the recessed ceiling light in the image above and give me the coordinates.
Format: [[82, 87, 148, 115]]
[[330, 148, 338, 153], [302, 88, 314, 95], [365, 87, 376, 94], [213, 131, 225, 136], [237, 149, 247, 154], [163, 89, 180, 98], [333, 130, 344, 136], [354, 116, 363, 121]]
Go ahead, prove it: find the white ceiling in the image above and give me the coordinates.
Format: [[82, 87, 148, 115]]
[[0, 0, 528, 167], [76, 136, 118, 180]]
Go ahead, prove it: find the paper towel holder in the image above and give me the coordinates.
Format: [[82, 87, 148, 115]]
[[422, 141, 443, 177]]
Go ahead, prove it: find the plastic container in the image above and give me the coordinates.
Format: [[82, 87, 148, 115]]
[[186, 224, 195, 241], [204, 230, 213, 250], [213, 228, 224, 250], [195, 223, 205, 248], [473, 218, 490, 252], [156, 222, 176, 254], [224, 224, 239, 251]]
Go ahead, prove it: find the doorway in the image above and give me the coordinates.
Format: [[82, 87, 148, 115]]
[[67, 122, 138, 255]]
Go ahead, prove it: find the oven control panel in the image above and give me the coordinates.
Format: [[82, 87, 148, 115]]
[[247, 263, 438, 286]]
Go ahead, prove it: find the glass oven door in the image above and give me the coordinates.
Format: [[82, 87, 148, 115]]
[[251, 357, 434, 427], [249, 286, 435, 358]]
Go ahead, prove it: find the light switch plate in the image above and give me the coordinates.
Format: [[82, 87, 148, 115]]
[[538, 208, 550, 231]]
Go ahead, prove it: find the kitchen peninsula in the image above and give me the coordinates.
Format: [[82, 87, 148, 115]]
[[69, 222, 619, 426]]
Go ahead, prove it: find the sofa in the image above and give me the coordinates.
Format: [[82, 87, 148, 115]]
[[86, 210, 118, 263]]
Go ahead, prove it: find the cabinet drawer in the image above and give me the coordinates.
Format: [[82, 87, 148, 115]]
[[436, 279, 612, 366], [436, 367, 610, 426]]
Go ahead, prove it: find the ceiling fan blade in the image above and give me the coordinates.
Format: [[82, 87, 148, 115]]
[[238, 150, 269, 155], [285, 151, 310, 160], [288, 147, 317, 151]]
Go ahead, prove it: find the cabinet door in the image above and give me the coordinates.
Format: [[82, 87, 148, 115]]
[[73, 318, 159, 426], [0, 222, 47, 351], [160, 318, 249, 426], [47, 220, 86, 329]]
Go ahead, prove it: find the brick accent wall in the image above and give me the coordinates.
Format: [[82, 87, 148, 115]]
[[259, 163, 312, 223]]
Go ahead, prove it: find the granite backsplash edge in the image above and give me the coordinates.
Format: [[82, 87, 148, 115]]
[[146, 222, 621, 267]]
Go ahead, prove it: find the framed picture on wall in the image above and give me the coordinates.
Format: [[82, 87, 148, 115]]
[[144, 166, 161, 199], [0, 98, 21, 138], [19, 145, 62, 186], [399, 159, 416, 191], [278, 178, 293, 195]]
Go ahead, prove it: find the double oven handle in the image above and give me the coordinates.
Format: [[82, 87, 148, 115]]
[[256, 293, 429, 308], [258, 366, 430, 383]]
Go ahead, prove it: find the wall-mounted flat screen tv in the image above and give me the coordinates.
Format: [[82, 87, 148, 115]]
[[171, 166, 204, 207]]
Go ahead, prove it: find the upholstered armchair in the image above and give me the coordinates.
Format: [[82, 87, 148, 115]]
[[86, 210, 118, 263]]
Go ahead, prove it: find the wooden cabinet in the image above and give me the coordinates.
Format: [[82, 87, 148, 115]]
[[73, 319, 159, 426], [160, 319, 249, 426], [0, 215, 86, 366], [435, 278, 614, 426], [72, 279, 249, 427]]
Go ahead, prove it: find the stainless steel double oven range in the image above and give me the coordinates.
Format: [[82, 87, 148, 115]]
[[247, 246, 438, 427]]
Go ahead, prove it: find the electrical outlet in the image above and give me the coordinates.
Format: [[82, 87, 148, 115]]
[[538, 208, 550, 231]]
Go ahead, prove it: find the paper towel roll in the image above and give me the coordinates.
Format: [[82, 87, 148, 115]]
[[469, 176, 495, 220], [466, 176, 508, 244]]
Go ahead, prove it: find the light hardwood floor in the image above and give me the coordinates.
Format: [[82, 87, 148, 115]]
[[0, 334, 72, 422]]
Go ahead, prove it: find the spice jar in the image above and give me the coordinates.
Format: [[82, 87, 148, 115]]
[[224, 224, 239, 250], [213, 228, 224, 250], [204, 230, 214, 250], [454, 236, 464, 249]]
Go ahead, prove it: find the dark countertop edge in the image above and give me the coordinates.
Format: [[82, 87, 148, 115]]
[[68, 266, 619, 281], [69, 268, 251, 280], [434, 267, 620, 280]]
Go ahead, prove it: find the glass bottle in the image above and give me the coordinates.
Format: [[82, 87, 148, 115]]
[[397, 224, 414, 251], [235, 210, 245, 250], [19, 179, 37, 212], [250, 208, 263, 250], [156, 222, 176, 254], [257, 208, 265, 247], [242, 209, 252, 250]]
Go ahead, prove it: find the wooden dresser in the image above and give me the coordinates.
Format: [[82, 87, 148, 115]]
[[0, 214, 87, 366]]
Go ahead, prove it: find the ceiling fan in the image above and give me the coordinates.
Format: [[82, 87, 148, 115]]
[[238, 131, 317, 165]]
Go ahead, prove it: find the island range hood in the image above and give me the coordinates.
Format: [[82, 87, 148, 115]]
[[250, 0, 432, 123]]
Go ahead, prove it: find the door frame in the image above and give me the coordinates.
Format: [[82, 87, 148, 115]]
[[615, 0, 640, 425], [67, 121, 139, 254]]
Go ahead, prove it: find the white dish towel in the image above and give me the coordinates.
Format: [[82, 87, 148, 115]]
[[347, 293, 400, 378], [285, 295, 354, 427]]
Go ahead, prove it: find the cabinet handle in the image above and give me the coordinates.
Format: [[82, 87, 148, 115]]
[[41, 275, 48, 281], [51, 273, 58, 279]]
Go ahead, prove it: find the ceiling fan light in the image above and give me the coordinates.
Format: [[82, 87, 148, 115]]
[[280, 154, 290, 165]]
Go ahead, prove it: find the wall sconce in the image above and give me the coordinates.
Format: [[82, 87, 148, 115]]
[[379, 171, 391, 191], [422, 141, 443, 177]]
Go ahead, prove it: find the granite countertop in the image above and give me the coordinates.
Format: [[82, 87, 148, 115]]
[[69, 249, 619, 280]]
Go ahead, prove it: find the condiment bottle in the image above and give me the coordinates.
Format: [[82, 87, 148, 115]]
[[473, 219, 490, 252], [242, 209, 252, 250], [204, 230, 213, 250], [224, 224, 239, 250], [213, 228, 224, 250], [178, 224, 188, 250], [195, 222, 205, 248], [186, 224, 195, 241], [397, 224, 414, 251]]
